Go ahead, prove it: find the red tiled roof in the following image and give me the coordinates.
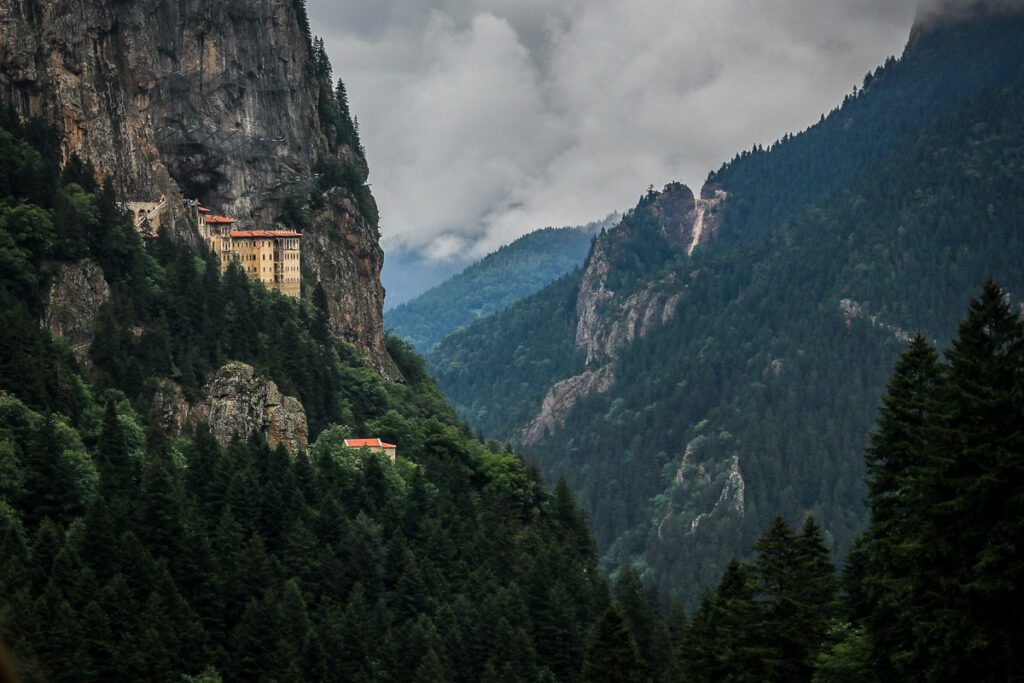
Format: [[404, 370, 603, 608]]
[[230, 230, 302, 238], [344, 438, 397, 449], [197, 207, 211, 213], [206, 215, 236, 224]]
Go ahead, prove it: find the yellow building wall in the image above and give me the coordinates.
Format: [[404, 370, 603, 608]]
[[231, 238, 277, 287], [197, 220, 301, 299], [275, 238, 301, 297]]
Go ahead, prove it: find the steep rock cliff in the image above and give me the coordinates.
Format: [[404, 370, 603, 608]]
[[0, 0, 398, 378], [191, 361, 308, 452], [519, 365, 615, 446], [43, 259, 110, 367], [574, 182, 721, 364]]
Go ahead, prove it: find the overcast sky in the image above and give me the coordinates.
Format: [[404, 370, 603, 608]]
[[308, 0, 926, 264]]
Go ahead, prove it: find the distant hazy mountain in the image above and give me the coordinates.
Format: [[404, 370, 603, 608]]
[[381, 248, 470, 310], [428, 11, 1024, 601], [386, 217, 615, 352]]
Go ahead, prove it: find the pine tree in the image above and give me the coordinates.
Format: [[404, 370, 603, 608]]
[[852, 282, 1024, 680], [682, 559, 760, 681], [750, 516, 837, 682], [856, 334, 942, 675], [615, 567, 670, 681], [909, 281, 1024, 680], [581, 606, 645, 683], [792, 517, 838, 674]]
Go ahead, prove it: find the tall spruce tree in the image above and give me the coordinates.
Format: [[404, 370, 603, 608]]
[[749, 516, 837, 682], [682, 558, 760, 682], [856, 334, 942, 676], [582, 606, 645, 683], [910, 281, 1024, 680], [852, 281, 1024, 681]]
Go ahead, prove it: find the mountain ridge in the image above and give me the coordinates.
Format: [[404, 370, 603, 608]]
[[429, 8, 1024, 599], [387, 217, 613, 352]]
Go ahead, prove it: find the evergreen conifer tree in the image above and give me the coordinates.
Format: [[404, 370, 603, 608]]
[[582, 606, 645, 683], [909, 281, 1024, 680]]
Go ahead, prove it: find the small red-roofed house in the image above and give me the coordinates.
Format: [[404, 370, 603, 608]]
[[343, 438, 397, 461]]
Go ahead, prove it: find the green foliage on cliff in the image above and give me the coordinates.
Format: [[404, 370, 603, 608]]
[[388, 224, 600, 353], [309, 37, 377, 228], [0, 113, 636, 682]]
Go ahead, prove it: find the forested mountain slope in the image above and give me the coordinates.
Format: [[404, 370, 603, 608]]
[[0, 107, 621, 681], [386, 220, 607, 353], [0, 2, 639, 678], [429, 9, 1024, 600]]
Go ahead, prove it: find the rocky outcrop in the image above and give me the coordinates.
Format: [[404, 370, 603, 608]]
[[690, 455, 745, 534], [650, 180, 725, 256], [574, 235, 618, 364], [839, 298, 912, 343], [652, 182, 697, 249], [656, 435, 745, 540], [573, 182, 725, 365], [305, 193, 399, 379], [689, 184, 726, 255], [576, 279, 684, 365], [0, 0, 396, 378], [192, 361, 308, 452], [43, 259, 110, 366], [151, 379, 191, 436], [519, 366, 615, 446]]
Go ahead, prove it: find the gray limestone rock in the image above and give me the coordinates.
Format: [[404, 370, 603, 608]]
[[0, 0, 398, 379], [43, 259, 111, 367], [192, 361, 308, 452]]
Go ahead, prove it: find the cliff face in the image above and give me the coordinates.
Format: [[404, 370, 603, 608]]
[[574, 182, 722, 365], [519, 366, 615, 446], [191, 361, 308, 452], [43, 259, 110, 368], [516, 181, 726, 447], [0, 0, 398, 378]]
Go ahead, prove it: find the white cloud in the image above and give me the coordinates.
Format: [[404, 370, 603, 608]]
[[309, 0, 919, 262]]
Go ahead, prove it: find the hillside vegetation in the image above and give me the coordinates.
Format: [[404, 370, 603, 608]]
[[387, 222, 603, 352], [429, 14, 1024, 600], [0, 111, 616, 682]]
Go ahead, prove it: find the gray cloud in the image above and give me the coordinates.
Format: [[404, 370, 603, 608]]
[[308, 0, 922, 262], [916, 0, 1024, 23]]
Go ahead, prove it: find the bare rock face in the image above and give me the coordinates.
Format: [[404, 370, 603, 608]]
[[574, 236, 618, 364], [573, 179, 724, 366], [305, 194, 400, 380], [519, 366, 615, 446], [575, 255, 684, 365], [43, 259, 111, 366], [651, 182, 697, 249], [690, 183, 727, 256], [657, 437, 745, 541], [573, 182, 726, 365], [839, 298, 912, 343], [151, 379, 191, 436], [192, 361, 308, 452], [0, 0, 396, 378]]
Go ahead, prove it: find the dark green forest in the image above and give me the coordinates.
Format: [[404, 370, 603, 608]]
[[683, 283, 1024, 682], [2, 8, 1024, 683], [386, 223, 601, 353], [0, 112, 623, 682], [429, 14, 1024, 602]]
